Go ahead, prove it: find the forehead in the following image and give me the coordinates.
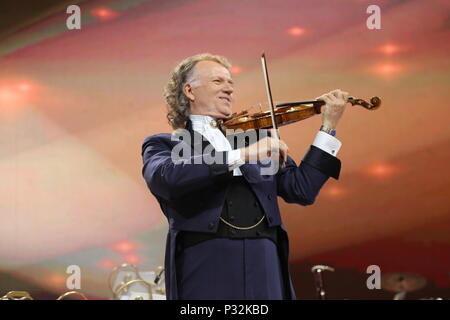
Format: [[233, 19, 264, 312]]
[[193, 60, 231, 79]]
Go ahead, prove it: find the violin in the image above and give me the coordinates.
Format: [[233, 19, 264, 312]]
[[219, 53, 381, 132], [221, 96, 381, 131], [218, 53, 381, 169]]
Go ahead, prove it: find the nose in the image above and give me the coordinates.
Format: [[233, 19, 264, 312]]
[[223, 83, 234, 96]]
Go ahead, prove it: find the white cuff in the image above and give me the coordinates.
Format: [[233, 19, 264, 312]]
[[227, 149, 245, 171], [312, 131, 342, 156]]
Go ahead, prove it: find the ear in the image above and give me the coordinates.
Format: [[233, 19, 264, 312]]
[[183, 83, 195, 102]]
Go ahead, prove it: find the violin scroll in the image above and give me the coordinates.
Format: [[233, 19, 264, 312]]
[[348, 96, 381, 110]]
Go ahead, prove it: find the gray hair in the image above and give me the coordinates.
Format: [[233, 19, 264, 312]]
[[164, 53, 231, 129]]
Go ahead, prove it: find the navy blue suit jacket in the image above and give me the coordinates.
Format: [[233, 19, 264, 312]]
[[141, 122, 341, 299]]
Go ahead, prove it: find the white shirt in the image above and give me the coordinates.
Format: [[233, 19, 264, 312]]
[[189, 115, 342, 176]]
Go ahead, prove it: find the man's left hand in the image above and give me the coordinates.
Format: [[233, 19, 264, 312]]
[[316, 89, 349, 129]]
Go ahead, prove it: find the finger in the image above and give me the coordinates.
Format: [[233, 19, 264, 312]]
[[268, 136, 280, 156], [279, 140, 289, 155], [281, 147, 287, 165], [342, 91, 349, 101], [315, 93, 329, 101], [277, 140, 287, 164], [320, 94, 334, 105], [329, 95, 341, 105], [282, 147, 288, 166], [338, 90, 348, 102], [335, 89, 349, 103], [330, 89, 341, 99]]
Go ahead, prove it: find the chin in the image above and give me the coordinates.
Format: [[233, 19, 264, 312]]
[[216, 108, 232, 119]]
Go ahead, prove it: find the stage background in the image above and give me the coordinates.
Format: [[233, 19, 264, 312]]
[[0, 0, 449, 299]]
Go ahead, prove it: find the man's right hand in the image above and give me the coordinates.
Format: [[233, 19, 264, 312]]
[[239, 136, 288, 165]]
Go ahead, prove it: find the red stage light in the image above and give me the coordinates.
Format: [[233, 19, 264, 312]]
[[47, 274, 66, 286], [230, 66, 243, 74], [123, 254, 142, 264], [91, 7, 120, 22], [379, 44, 400, 55], [0, 86, 16, 103], [0, 83, 23, 110], [326, 186, 346, 197], [0, 81, 36, 119], [287, 26, 306, 37], [99, 259, 116, 269], [0, 81, 35, 101], [372, 63, 401, 77], [368, 163, 396, 178], [111, 240, 138, 254], [17, 82, 32, 92]]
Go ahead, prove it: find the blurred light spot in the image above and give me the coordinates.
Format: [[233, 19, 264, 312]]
[[368, 163, 397, 178], [379, 43, 400, 55], [99, 259, 116, 269], [17, 81, 33, 92], [0, 81, 36, 106], [0, 82, 29, 119], [326, 186, 346, 197], [123, 254, 142, 264], [287, 26, 306, 37], [112, 240, 138, 254], [47, 274, 65, 286], [0, 86, 18, 103], [372, 63, 402, 77], [230, 66, 243, 74], [91, 7, 120, 22]]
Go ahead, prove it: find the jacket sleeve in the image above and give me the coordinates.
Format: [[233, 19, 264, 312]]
[[141, 134, 232, 201], [276, 145, 341, 205]]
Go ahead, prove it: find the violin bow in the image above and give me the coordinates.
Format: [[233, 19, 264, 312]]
[[261, 52, 287, 168], [260, 52, 280, 139]]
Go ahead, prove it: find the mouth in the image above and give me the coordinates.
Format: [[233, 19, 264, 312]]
[[219, 96, 231, 103]]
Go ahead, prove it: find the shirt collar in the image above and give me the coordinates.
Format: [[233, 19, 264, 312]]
[[189, 114, 217, 131], [189, 114, 215, 123]]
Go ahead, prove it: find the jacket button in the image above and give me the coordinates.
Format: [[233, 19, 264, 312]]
[[256, 231, 261, 236], [229, 215, 235, 221], [208, 222, 215, 230], [254, 201, 259, 207], [267, 194, 272, 200], [230, 229, 236, 235], [228, 200, 233, 207], [268, 217, 273, 223]]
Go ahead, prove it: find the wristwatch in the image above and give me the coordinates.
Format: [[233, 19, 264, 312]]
[[320, 125, 336, 137]]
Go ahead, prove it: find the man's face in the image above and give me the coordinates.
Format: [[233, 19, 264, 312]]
[[184, 60, 234, 119]]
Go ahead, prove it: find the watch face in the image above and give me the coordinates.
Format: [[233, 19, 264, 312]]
[[320, 126, 336, 136]]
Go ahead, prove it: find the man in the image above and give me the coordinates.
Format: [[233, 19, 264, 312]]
[[141, 53, 348, 300]]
